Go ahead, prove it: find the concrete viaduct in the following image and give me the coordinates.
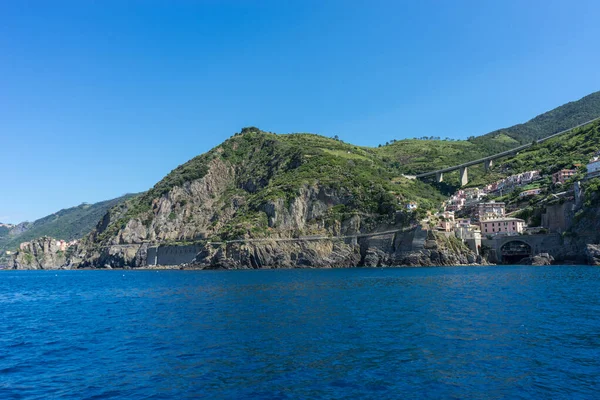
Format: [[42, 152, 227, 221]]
[[415, 117, 600, 186]]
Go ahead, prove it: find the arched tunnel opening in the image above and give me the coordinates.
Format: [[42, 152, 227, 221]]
[[501, 241, 532, 264]]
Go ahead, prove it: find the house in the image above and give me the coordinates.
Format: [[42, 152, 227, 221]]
[[552, 169, 576, 184], [519, 188, 542, 198], [587, 156, 600, 179], [456, 227, 482, 255], [439, 211, 455, 221], [475, 202, 506, 222], [455, 218, 472, 228], [445, 203, 464, 212], [480, 218, 525, 236], [521, 170, 541, 183], [437, 220, 453, 232], [406, 202, 418, 210]]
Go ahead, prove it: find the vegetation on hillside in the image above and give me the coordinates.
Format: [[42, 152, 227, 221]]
[[91, 128, 449, 244], [372, 90, 600, 185], [374, 139, 486, 175], [481, 119, 600, 184], [214, 131, 446, 239], [0, 226, 10, 238], [469, 90, 600, 153]]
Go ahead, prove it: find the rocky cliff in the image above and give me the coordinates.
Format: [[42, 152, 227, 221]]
[[69, 129, 482, 269], [186, 229, 484, 270], [12, 237, 70, 270]]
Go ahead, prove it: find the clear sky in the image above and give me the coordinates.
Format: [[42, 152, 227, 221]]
[[2, 0, 600, 223]]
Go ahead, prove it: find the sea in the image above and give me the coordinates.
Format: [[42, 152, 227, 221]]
[[1, 266, 599, 399]]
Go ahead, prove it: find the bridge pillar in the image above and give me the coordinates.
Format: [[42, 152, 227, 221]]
[[484, 159, 493, 172], [460, 166, 468, 186], [436, 172, 443, 183]]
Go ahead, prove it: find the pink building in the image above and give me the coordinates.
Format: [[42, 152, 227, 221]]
[[480, 218, 525, 236]]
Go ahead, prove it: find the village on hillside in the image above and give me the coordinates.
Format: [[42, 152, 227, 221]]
[[412, 154, 600, 262]]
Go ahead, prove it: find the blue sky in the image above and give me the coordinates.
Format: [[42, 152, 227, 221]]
[[2, 0, 600, 223]]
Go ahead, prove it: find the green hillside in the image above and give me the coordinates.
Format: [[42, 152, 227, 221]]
[[469, 90, 600, 153], [88, 127, 447, 248], [471, 118, 600, 187], [0, 225, 10, 238], [369, 91, 600, 187], [375, 139, 486, 175]]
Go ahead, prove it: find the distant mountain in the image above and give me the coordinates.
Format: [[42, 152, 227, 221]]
[[0, 194, 137, 259], [0, 224, 12, 239]]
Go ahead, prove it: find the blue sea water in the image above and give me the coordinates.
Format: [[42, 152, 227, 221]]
[[1, 266, 599, 399]]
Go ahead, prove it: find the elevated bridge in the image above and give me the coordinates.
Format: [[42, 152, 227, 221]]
[[415, 117, 600, 186]]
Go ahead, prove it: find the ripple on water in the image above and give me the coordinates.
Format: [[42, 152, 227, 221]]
[[0, 266, 599, 399]]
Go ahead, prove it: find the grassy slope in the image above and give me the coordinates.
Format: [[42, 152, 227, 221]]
[[469, 90, 600, 153], [375, 139, 485, 175], [369, 91, 600, 188], [477, 119, 600, 184], [371, 90, 599, 179]]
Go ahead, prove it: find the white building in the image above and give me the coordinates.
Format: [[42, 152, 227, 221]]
[[406, 202, 418, 210], [587, 156, 600, 178]]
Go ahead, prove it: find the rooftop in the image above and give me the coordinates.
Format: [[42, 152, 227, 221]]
[[480, 217, 525, 223]]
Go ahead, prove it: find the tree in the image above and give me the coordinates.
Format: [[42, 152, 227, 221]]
[[240, 126, 260, 134]]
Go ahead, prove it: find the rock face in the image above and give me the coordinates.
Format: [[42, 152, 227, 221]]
[[72, 131, 486, 269], [518, 253, 554, 266], [585, 244, 600, 266], [188, 230, 485, 269], [13, 237, 69, 269]]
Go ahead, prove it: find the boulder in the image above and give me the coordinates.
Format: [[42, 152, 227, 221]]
[[585, 244, 600, 266], [518, 253, 554, 266]]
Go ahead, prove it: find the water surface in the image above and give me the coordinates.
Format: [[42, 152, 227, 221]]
[[1, 266, 599, 399]]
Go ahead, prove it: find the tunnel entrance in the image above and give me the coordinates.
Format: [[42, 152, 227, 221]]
[[500, 241, 532, 264]]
